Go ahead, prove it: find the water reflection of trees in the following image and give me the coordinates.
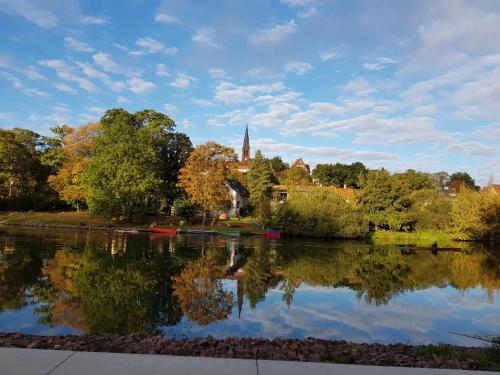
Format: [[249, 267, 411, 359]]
[[1, 228, 500, 334], [173, 252, 233, 326]]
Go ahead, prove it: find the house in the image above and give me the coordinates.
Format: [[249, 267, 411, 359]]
[[226, 179, 249, 217], [291, 158, 311, 175], [481, 184, 500, 194]]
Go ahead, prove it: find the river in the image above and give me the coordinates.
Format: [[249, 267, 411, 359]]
[[0, 226, 499, 346]]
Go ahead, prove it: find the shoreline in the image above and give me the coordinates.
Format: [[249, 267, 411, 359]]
[[0, 332, 497, 371]]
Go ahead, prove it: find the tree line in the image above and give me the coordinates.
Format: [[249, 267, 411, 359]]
[[0, 107, 498, 242]]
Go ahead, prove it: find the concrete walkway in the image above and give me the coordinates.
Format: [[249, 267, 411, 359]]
[[0, 348, 493, 375]]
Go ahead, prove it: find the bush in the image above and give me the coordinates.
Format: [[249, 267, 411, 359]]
[[448, 188, 500, 242], [272, 187, 369, 238], [408, 189, 452, 230], [172, 197, 199, 223]]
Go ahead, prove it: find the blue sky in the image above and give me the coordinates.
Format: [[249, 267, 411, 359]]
[[0, 0, 499, 185]]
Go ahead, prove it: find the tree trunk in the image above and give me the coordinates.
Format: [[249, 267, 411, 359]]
[[211, 210, 218, 226], [202, 211, 206, 228]]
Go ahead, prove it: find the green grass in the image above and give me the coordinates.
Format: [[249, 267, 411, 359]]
[[371, 229, 454, 247], [0, 211, 263, 234]]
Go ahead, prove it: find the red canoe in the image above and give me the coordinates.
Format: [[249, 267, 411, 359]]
[[151, 227, 178, 235], [263, 232, 281, 239]]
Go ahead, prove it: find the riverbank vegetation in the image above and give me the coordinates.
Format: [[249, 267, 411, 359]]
[[1, 108, 499, 243]]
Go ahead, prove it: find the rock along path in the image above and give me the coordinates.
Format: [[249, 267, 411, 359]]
[[0, 348, 493, 375]]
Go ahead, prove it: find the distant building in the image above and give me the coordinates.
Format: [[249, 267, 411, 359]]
[[235, 125, 251, 173], [291, 158, 311, 175], [226, 179, 249, 217], [481, 184, 500, 194]]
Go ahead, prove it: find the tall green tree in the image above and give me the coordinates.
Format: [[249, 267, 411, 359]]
[[247, 150, 274, 226], [156, 132, 193, 208], [449, 172, 477, 191], [82, 109, 175, 219], [312, 162, 367, 188]]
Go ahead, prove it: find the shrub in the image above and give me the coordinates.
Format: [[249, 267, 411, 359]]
[[272, 187, 369, 238], [448, 188, 500, 242], [172, 197, 199, 223], [408, 189, 452, 230]]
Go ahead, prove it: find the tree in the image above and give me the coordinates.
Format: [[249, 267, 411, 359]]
[[448, 188, 500, 242], [247, 151, 274, 226], [273, 187, 369, 238], [156, 132, 193, 209], [312, 162, 367, 188], [279, 166, 312, 186], [0, 128, 61, 209], [48, 123, 101, 210], [449, 172, 477, 191], [82, 109, 175, 219], [173, 255, 233, 326], [178, 142, 238, 226]]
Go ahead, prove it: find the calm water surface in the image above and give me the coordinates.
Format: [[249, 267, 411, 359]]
[[1, 226, 499, 346]]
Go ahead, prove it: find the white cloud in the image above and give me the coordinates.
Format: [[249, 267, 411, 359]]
[[179, 118, 194, 129], [341, 78, 376, 96], [117, 96, 130, 104], [154, 13, 179, 24], [298, 7, 318, 18], [164, 103, 179, 113], [169, 72, 197, 89], [248, 20, 297, 45], [363, 57, 397, 71], [320, 48, 343, 62], [280, 0, 318, 18], [473, 123, 500, 140], [80, 15, 109, 25], [1, 70, 70, 98], [135, 37, 177, 55], [39, 59, 99, 92], [53, 82, 77, 94], [215, 81, 286, 104], [193, 27, 218, 48], [127, 77, 155, 94], [191, 98, 215, 107], [64, 37, 95, 53], [446, 141, 496, 156], [284, 61, 312, 75], [0, 56, 46, 80], [156, 63, 169, 77], [1, 0, 57, 27], [92, 53, 119, 72], [208, 68, 227, 79]]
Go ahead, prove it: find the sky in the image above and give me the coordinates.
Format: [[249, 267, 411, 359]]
[[0, 0, 499, 186]]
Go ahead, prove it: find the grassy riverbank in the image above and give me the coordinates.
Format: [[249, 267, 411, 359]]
[[371, 229, 456, 247], [0, 211, 262, 234]]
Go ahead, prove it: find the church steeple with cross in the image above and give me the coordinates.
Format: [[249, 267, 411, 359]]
[[242, 124, 250, 163]]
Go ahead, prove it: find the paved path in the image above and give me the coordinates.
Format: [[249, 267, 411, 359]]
[[0, 348, 493, 375]]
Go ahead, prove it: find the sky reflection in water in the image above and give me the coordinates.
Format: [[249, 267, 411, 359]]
[[0, 227, 498, 346]]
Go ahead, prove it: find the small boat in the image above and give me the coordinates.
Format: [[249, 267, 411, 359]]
[[151, 227, 178, 235], [114, 229, 139, 234], [219, 230, 241, 237], [187, 229, 219, 235], [410, 246, 462, 252], [263, 229, 281, 239]]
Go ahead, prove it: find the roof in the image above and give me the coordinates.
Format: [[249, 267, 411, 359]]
[[481, 184, 500, 194], [227, 179, 250, 197], [243, 125, 250, 149]]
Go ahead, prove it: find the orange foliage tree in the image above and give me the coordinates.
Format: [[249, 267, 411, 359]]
[[173, 255, 233, 326], [48, 122, 101, 209], [178, 142, 238, 226]]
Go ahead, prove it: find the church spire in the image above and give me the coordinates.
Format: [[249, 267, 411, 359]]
[[242, 124, 250, 163]]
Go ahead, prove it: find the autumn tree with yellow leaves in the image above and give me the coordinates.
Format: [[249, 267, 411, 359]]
[[178, 142, 238, 226], [48, 122, 101, 210]]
